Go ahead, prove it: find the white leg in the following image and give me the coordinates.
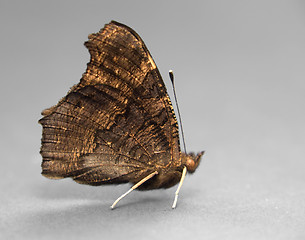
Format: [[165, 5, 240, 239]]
[[111, 171, 158, 209], [172, 166, 187, 209]]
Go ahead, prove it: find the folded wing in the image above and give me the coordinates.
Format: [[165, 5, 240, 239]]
[[39, 21, 180, 186]]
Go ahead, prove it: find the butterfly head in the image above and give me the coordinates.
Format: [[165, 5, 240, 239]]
[[183, 151, 205, 173]]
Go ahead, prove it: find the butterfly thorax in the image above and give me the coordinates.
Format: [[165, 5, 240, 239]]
[[135, 151, 204, 190]]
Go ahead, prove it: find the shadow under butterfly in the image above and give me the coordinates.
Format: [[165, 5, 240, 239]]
[[39, 21, 204, 209]]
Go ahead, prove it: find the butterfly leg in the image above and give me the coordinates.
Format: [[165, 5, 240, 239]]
[[172, 166, 187, 209], [110, 171, 158, 209]]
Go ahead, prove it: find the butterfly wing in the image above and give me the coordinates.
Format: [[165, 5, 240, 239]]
[[39, 21, 181, 186]]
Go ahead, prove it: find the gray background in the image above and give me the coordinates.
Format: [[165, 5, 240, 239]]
[[1, 0, 304, 239]]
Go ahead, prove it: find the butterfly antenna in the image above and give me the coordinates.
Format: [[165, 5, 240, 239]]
[[169, 70, 187, 154]]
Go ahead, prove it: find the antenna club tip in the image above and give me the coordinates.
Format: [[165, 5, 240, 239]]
[[169, 70, 174, 82]]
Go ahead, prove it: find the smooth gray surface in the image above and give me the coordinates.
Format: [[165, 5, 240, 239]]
[[1, 1, 305, 239]]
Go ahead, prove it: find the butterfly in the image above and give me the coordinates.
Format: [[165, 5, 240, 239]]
[[39, 21, 204, 209]]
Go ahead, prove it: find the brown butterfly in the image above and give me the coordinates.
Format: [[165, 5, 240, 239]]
[[39, 21, 204, 209]]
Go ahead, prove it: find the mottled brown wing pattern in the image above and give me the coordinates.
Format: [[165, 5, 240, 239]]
[[39, 21, 181, 186]]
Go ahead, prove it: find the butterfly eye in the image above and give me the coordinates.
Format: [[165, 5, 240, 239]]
[[185, 151, 204, 173], [186, 157, 196, 173]]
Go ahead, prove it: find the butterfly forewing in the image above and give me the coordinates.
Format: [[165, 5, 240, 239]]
[[39, 21, 181, 186]]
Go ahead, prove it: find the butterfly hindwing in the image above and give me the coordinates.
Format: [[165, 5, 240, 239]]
[[39, 21, 181, 186]]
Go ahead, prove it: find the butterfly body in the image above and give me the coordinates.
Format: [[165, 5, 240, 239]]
[[39, 21, 203, 207]]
